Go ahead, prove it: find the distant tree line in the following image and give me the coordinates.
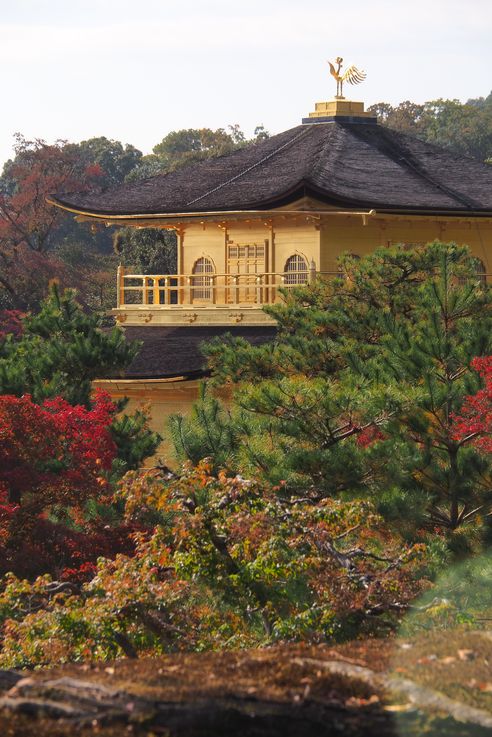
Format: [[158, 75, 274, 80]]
[[0, 126, 269, 310], [368, 92, 492, 162]]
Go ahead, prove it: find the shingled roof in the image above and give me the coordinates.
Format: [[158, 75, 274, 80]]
[[50, 120, 492, 216], [106, 325, 277, 380]]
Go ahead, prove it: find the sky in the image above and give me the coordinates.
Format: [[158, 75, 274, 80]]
[[0, 0, 491, 167]]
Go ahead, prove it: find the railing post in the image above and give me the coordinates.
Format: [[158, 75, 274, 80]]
[[234, 275, 239, 304], [309, 259, 317, 284], [117, 264, 123, 308], [278, 274, 286, 303], [153, 277, 160, 306], [256, 275, 262, 304], [269, 272, 275, 305]]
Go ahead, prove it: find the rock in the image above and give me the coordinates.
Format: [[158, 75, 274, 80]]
[[0, 671, 23, 692]]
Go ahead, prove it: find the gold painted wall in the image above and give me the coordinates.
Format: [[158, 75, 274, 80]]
[[175, 214, 492, 291], [319, 216, 492, 272], [226, 222, 272, 246], [94, 378, 203, 466], [177, 218, 320, 305], [180, 219, 319, 277], [271, 218, 320, 275], [180, 223, 226, 303]]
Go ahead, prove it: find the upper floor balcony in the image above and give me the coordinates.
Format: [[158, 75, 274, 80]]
[[113, 259, 336, 326], [113, 252, 491, 327]]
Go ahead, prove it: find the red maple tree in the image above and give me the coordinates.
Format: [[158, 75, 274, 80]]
[[0, 390, 117, 547], [453, 356, 492, 453], [0, 136, 104, 307]]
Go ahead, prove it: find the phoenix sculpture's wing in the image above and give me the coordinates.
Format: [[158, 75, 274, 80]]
[[327, 61, 339, 81], [342, 65, 366, 85]]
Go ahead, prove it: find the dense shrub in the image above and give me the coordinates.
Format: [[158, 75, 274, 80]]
[[0, 463, 428, 667]]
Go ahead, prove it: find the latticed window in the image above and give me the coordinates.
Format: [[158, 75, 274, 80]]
[[192, 257, 214, 301], [228, 244, 265, 262], [458, 256, 487, 286], [227, 242, 266, 303], [472, 257, 487, 285], [284, 254, 308, 285]]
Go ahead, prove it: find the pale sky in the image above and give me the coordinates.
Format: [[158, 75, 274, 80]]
[[1, 0, 491, 167]]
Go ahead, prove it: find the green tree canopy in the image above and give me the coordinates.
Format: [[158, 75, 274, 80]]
[[172, 243, 492, 550], [113, 227, 177, 275], [368, 93, 492, 162], [0, 283, 138, 406], [70, 136, 143, 188], [130, 125, 270, 180]]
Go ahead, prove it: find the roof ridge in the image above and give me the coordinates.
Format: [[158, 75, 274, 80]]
[[309, 123, 342, 180], [353, 125, 480, 210], [385, 125, 489, 166], [79, 126, 305, 198], [185, 126, 314, 208]]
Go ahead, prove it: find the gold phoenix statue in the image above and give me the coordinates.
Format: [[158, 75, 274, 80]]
[[328, 57, 366, 99]]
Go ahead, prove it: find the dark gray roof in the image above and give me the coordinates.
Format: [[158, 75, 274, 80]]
[[51, 120, 492, 216], [107, 326, 276, 380]]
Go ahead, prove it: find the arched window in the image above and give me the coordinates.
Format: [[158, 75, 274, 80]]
[[284, 254, 309, 285], [192, 257, 214, 301], [458, 257, 487, 286], [337, 252, 360, 278], [471, 257, 487, 285]]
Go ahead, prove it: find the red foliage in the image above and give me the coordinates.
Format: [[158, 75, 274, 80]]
[[0, 390, 118, 547], [83, 163, 104, 180], [356, 425, 386, 448], [453, 357, 492, 452], [0, 389, 143, 579], [0, 137, 103, 253], [0, 390, 117, 503], [0, 516, 139, 582], [0, 310, 25, 340], [0, 136, 104, 308]]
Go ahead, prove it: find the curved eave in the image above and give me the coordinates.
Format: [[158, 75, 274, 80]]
[[47, 182, 310, 219], [303, 184, 492, 218], [46, 195, 304, 221], [100, 368, 209, 382], [47, 191, 492, 223]]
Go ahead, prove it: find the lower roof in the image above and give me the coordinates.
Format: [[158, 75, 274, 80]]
[[105, 325, 277, 380]]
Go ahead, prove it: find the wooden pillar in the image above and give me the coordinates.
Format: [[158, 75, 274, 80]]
[[309, 259, 317, 284], [178, 229, 184, 305], [269, 224, 275, 304], [117, 264, 124, 308]]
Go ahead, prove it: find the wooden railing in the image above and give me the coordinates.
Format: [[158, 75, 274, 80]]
[[115, 265, 491, 309], [116, 265, 338, 308]]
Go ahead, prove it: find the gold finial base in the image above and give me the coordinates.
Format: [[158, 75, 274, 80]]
[[307, 99, 376, 120]]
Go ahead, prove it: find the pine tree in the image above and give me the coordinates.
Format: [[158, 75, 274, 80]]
[[0, 283, 138, 406], [169, 383, 239, 472], [204, 243, 452, 384], [173, 243, 492, 544], [110, 402, 162, 474], [368, 247, 492, 546], [0, 283, 161, 470]]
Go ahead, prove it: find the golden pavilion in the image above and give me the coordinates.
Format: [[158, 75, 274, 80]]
[[48, 73, 492, 450]]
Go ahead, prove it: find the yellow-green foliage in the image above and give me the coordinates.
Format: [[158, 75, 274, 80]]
[[0, 463, 427, 667]]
